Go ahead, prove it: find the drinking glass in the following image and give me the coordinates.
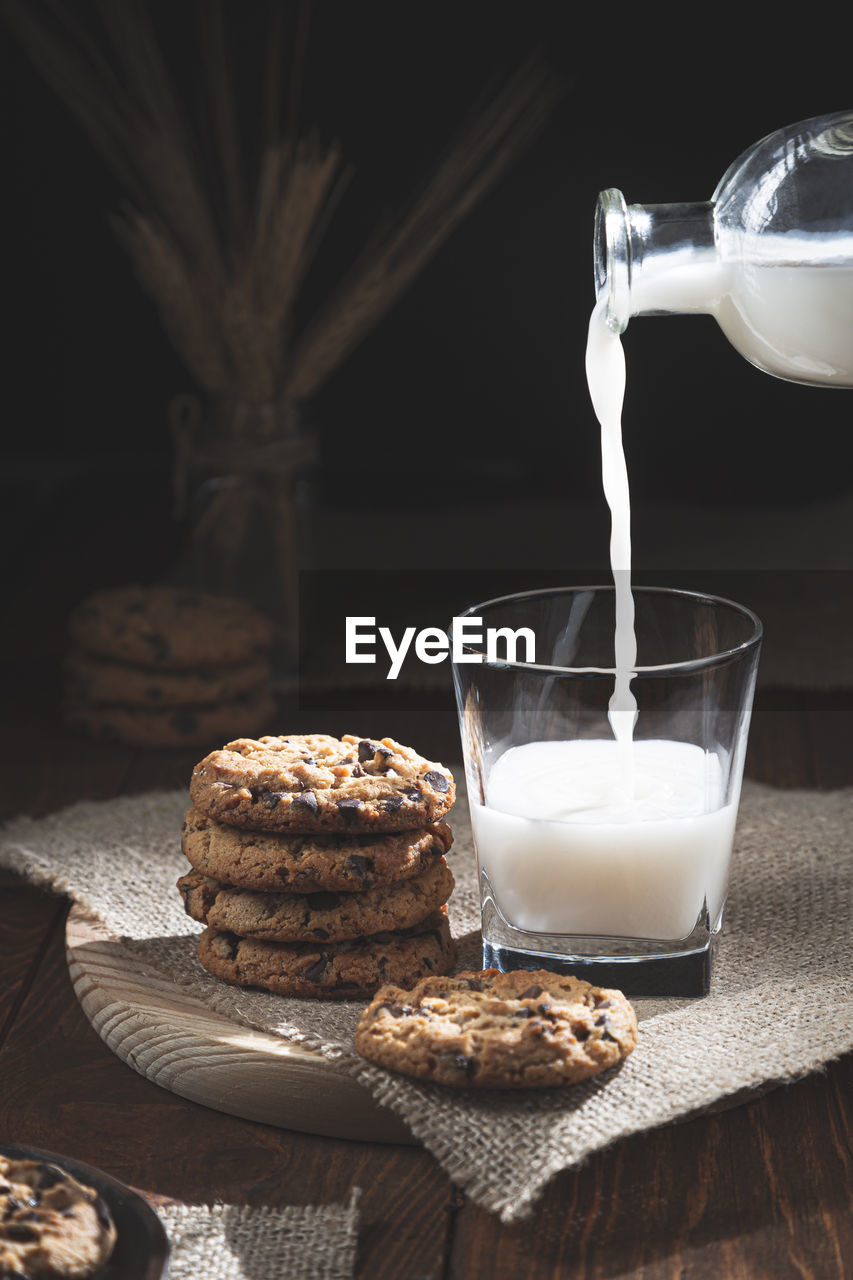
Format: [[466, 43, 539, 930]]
[[451, 585, 762, 996]]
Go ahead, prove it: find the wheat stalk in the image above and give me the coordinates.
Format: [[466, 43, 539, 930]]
[[3, 1, 564, 410], [112, 210, 232, 393], [283, 55, 563, 402]]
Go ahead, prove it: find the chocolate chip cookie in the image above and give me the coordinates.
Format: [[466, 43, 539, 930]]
[[182, 805, 453, 893], [197, 908, 455, 999], [190, 733, 455, 833], [64, 648, 272, 707], [178, 855, 455, 942], [65, 689, 278, 750], [68, 584, 277, 670], [354, 969, 638, 1088], [0, 1155, 116, 1277]]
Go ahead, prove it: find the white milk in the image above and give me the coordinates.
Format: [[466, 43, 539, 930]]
[[584, 294, 636, 795], [716, 261, 853, 384], [472, 241, 842, 943], [470, 249, 749, 945], [473, 740, 736, 940], [621, 235, 853, 385]]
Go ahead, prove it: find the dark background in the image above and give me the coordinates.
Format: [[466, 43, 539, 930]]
[[3, 4, 853, 607]]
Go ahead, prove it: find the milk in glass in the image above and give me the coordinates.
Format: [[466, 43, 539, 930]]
[[472, 276, 742, 942]]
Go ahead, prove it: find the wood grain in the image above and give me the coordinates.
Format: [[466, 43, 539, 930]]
[[65, 905, 414, 1144], [0, 907, 455, 1279], [446, 1056, 853, 1279], [0, 871, 65, 1045], [1, 669, 851, 1277]]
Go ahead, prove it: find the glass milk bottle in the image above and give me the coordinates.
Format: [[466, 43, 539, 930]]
[[594, 109, 853, 386]]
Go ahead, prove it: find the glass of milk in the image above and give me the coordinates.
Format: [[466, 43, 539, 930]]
[[452, 585, 762, 996]]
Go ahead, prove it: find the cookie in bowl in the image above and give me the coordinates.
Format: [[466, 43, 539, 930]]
[[0, 1154, 117, 1278]]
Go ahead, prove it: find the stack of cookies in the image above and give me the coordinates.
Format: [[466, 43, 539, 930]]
[[179, 733, 458, 999], [63, 584, 278, 749]]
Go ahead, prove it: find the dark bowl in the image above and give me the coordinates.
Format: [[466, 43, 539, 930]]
[[0, 1143, 169, 1279]]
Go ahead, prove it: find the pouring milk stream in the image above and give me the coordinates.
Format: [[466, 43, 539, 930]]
[[472, 110, 853, 943]]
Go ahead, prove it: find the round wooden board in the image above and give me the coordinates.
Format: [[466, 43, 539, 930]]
[[66, 905, 415, 1145]]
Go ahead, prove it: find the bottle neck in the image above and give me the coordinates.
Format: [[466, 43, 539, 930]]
[[594, 190, 719, 333]]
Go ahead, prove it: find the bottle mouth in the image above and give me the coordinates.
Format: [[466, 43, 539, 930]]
[[594, 188, 631, 334]]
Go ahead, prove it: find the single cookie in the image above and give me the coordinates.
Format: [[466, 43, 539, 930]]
[[0, 1155, 116, 1278], [64, 647, 273, 707], [65, 689, 277, 750], [182, 805, 453, 893], [178, 855, 455, 942], [354, 969, 638, 1088], [196, 908, 455, 999], [190, 733, 455, 833], [68, 584, 277, 670]]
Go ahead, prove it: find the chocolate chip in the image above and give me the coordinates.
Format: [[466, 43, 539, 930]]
[[383, 795, 404, 812], [303, 957, 327, 984], [520, 984, 543, 1000], [351, 763, 366, 778], [572, 1022, 590, 1041], [301, 756, 315, 765], [263, 791, 284, 809], [35, 1166, 67, 1190], [463, 978, 483, 991], [357, 740, 376, 763], [140, 631, 170, 662], [595, 1014, 617, 1042], [306, 892, 341, 911], [171, 710, 198, 735], [513, 1007, 535, 1019], [404, 787, 420, 800], [343, 854, 374, 886], [220, 932, 241, 960], [424, 770, 449, 793], [2, 1224, 39, 1242], [376, 1002, 414, 1018], [442, 1051, 474, 1076], [336, 798, 363, 822], [293, 790, 318, 812], [593, 996, 613, 1010]]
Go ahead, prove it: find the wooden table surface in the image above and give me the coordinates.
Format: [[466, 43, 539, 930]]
[[1, 621, 851, 1277]]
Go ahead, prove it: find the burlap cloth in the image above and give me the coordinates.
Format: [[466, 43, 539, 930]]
[[157, 1193, 360, 1279], [1, 777, 851, 1223]]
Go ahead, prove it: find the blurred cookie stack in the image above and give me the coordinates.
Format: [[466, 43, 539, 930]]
[[64, 585, 278, 749], [178, 733, 457, 999]]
